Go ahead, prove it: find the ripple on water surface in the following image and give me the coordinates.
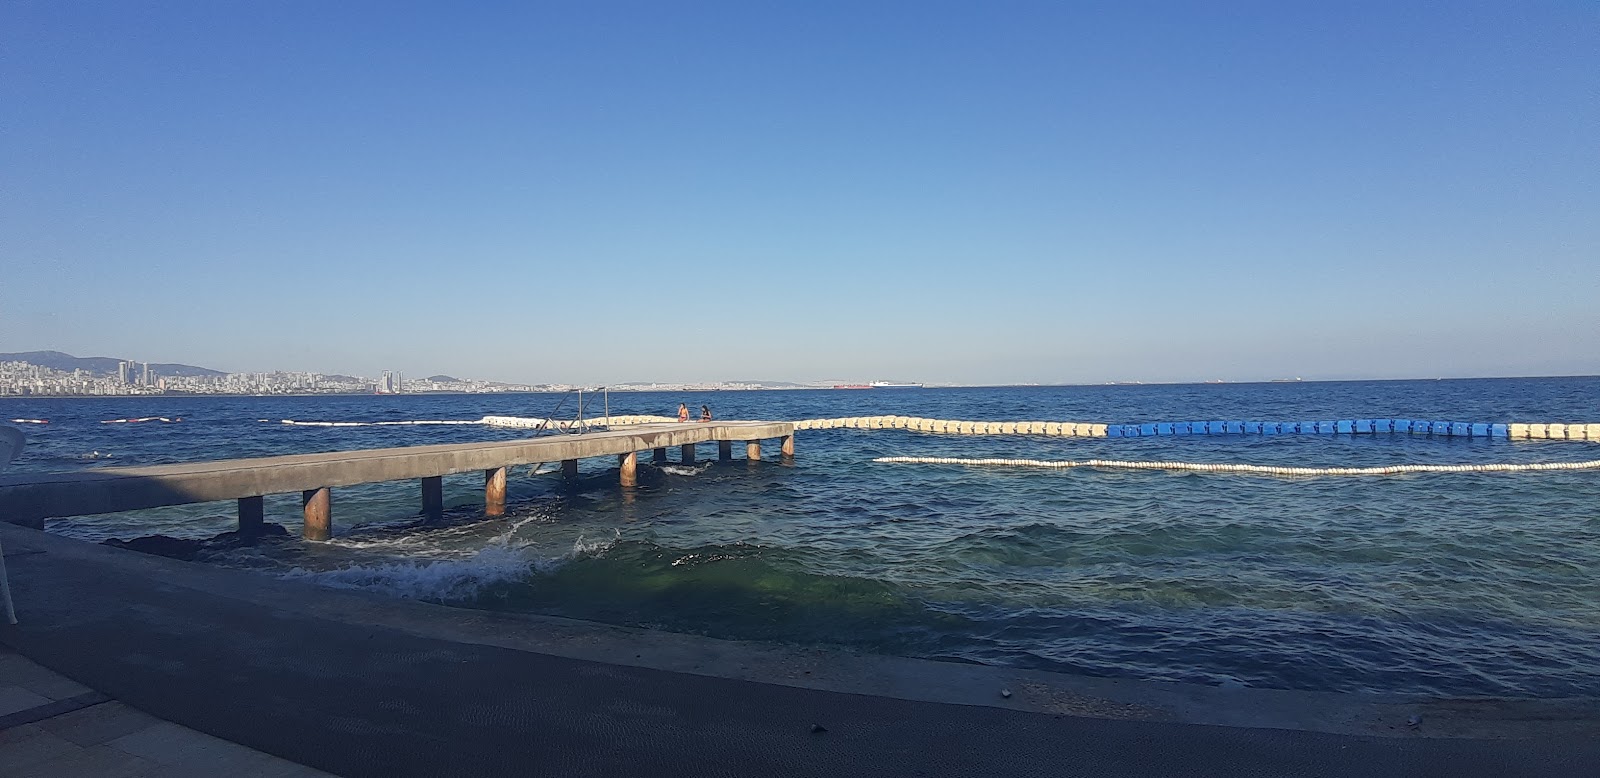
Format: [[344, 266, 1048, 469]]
[[13, 380, 1600, 698]]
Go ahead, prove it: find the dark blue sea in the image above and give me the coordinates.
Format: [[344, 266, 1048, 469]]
[[6, 378, 1599, 698]]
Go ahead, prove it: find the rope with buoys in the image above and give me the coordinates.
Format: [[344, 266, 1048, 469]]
[[874, 455, 1600, 477], [793, 416, 1108, 436], [792, 416, 1600, 441]]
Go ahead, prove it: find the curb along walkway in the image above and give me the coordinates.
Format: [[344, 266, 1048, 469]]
[[2, 524, 1598, 777]]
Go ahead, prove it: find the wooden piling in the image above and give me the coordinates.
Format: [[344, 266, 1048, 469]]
[[619, 451, 638, 487], [302, 487, 331, 541], [718, 440, 732, 461], [681, 444, 696, 465], [238, 495, 264, 535], [421, 476, 443, 520], [485, 466, 507, 516], [747, 441, 762, 461]]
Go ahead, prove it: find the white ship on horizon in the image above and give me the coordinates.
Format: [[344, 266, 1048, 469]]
[[869, 381, 923, 389]]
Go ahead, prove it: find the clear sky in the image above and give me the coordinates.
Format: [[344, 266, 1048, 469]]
[[3, 1, 1595, 385]]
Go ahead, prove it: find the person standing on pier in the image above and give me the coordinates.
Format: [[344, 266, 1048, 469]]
[[677, 403, 690, 422], [700, 405, 712, 422]]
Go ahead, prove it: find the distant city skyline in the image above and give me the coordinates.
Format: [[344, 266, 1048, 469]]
[[0, 349, 1594, 399], [2, 3, 1595, 384]]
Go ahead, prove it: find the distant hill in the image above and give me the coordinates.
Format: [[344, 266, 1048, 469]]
[[0, 350, 225, 377], [425, 375, 459, 382]]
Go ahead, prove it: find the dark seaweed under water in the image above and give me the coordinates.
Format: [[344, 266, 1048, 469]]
[[7, 378, 1599, 698]]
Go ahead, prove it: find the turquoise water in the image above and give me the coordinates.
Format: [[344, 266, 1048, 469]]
[[6, 377, 1598, 697]]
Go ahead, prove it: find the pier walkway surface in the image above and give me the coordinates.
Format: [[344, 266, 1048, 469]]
[[2, 524, 1598, 777]]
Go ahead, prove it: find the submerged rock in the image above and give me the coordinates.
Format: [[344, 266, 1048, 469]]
[[103, 522, 290, 561], [104, 534, 202, 561]]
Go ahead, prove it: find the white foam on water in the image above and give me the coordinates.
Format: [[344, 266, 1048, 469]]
[[282, 524, 621, 602], [660, 462, 714, 477], [276, 418, 485, 427], [281, 542, 535, 601]]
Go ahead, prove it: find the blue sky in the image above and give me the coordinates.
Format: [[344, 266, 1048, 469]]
[[3, 1, 1595, 384]]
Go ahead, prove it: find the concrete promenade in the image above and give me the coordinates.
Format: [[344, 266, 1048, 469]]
[[1, 646, 329, 776], [0, 421, 794, 539], [2, 523, 1597, 777]]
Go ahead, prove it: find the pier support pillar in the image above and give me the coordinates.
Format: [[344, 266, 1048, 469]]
[[238, 495, 264, 535], [747, 440, 762, 461], [781, 434, 794, 458], [619, 451, 638, 487], [421, 476, 443, 520], [653, 448, 668, 465], [561, 459, 578, 481], [485, 467, 507, 516], [302, 487, 331, 541], [681, 444, 696, 465], [718, 440, 732, 461]]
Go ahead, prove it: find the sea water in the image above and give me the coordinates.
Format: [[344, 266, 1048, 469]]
[[5, 377, 1598, 698]]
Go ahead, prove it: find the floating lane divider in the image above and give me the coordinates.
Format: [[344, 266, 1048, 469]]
[[271, 415, 680, 429], [269, 414, 1600, 442], [874, 456, 1600, 477], [793, 417, 1600, 441]]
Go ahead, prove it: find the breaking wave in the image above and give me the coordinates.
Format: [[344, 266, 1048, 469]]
[[281, 528, 621, 602]]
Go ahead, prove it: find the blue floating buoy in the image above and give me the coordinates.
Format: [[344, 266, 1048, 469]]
[[1106, 425, 1124, 437], [1490, 423, 1509, 438], [1450, 422, 1470, 437], [1156, 423, 1175, 436], [1225, 421, 1244, 434], [1140, 423, 1157, 436], [1354, 420, 1373, 434], [1392, 420, 1411, 434], [1173, 422, 1192, 435], [1431, 421, 1451, 436], [1412, 420, 1433, 434], [1336, 420, 1355, 434], [1262, 423, 1280, 435], [1470, 423, 1489, 437], [1243, 421, 1262, 434]]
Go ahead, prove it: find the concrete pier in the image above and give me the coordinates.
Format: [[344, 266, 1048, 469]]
[[618, 452, 637, 487], [237, 495, 264, 534], [421, 476, 443, 520], [301, 488, 331, 542], [0, 421, 794, 539], [747, 440, 762, 461], [653, 448, 668, 465], [484, 467, 507, 517]]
